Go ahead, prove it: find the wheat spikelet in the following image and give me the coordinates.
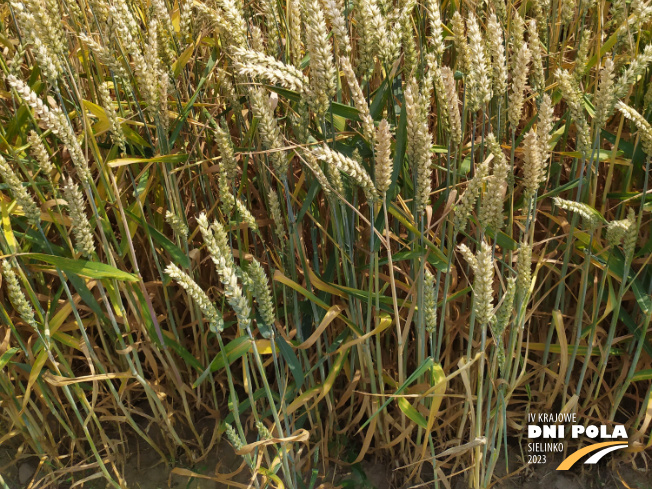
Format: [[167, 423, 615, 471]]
[[616, 101, 652, 155], [7, 75, 92, 183], [0, 155, 41, 225], [470, 241, 495, 325], [466, 13, 492, 112], [487, 13, 508, 98], [143, 17, 161, 115], [302, 0, 337, 115], [528, 20, 545, 93], [536, 94, 555, 162], [454, 156, 491, 231], [166, 263, 224, 333], [441, 66, 462, 146], [98, 82, 126, 154], [312, 144, 378, 201], [614, 45, 652, 101], [574, 30, 591, 81], [607, 213, 632, 247], [287, 0, 303, 64], [236, 200, 259, 232], [492, 275, 516, 373], [522, 130, 545, 199], [166, 211, 189, 239], [233, 47, 308, 92], [507, 42, 531, 130], [405, 78, 432, 213], [556, 69, 591, 155], [268, 189, 286, 241], [623, 208, 639, 264], [400, 11, 418, 77], [261, 0, 280, 55], [1, 260, 39, 331], [490, 0, 507, 21], [424, 269, 438, 334], [249, 88, 289, 177], [197, 214, 251, 329], [561, 0, 576, 24], [457, 243, 477, 270], [429, 60, 450, 138], [452, 12, 468, 74], [321, 0, 352, 54], [553, 197, 601, 229], [246, 259, 275, 329], [27, 130, 54, 175], [479, 134, 508, 231], [214, 0, 248, 47], [509, 12, 525, 66], [353, 0, 381, 76], [225, 423, 244, 450], [197, 213, 234, 269], [62, 178, 95, 258], [516, 241, 533, 302], [425, 0, 444, 63], [341, 56, 375, 143], [179, 1, 193, 47], [494, 276, 516, 337], [303, 149, 338, 195], [10, 0, 63, 81], [375, 119, 393, 195], [219, 173, 236, 215]]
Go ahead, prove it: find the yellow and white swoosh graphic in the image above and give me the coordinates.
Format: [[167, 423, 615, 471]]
[[556, 441, 628, 470]]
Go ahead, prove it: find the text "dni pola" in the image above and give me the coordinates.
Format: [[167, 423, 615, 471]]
[[528, 424, 627, 439]]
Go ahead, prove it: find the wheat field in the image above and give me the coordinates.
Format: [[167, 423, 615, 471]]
[[0, 0, 651, 487]]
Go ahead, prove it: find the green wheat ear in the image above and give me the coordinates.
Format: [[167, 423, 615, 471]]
[[63, 178, 96, 258], [2, 260, 39, 331], [0, 155, 41, 225], [165, 263, 223, 332]]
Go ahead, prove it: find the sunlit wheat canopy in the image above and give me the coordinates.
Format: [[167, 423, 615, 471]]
[[0, 0, 651, 487]]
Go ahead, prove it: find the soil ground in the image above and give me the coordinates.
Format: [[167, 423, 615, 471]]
[[1, 443, 650, 489]]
